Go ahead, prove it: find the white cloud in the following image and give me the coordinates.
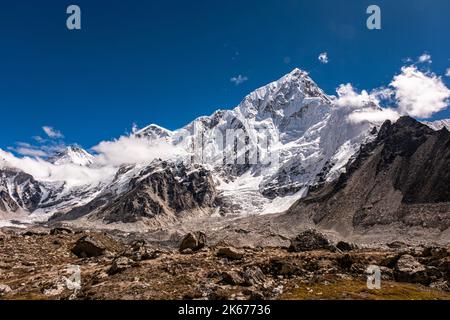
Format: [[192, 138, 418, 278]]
[[446, 68, 450, 77], [338, 64, 450, 123], [0, 149, 115, 188], [335, 83, 378, 108], [418, 53, 432, 64], [230, 75, 248, 85], [318, 52, 329, 64], [42, 126, 64, 139], [92, 135, 187, 166], [347, 108, 400, 124], [390, 66, 450, 118]]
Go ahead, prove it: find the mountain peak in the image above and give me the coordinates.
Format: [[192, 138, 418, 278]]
[[134, 124, 173, 140], [49, 146, 95, 166]]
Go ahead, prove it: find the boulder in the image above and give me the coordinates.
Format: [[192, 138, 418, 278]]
[[289, 229, 332, 252], [179, 231, 206, 252], [216, 247, 244, 260], [220, 271, 245, 285], [108, 256, 134, 275], [394, 254, 429, 284], [71, 236, 106, 258]]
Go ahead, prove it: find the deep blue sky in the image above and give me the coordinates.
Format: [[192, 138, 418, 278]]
[[0, 0, 449, 150]]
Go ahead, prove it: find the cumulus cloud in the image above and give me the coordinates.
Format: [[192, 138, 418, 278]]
[[230, 75, 248, 85], [318, 52, 329, 64], [390, 66, 450, 118], [42, 126, 64, 139], [92, 135, 187, 167], [337, 63, 450, 123], [418, 53, 432, 64], [335, 84, 377, 108], [446, 68, 450, 77]]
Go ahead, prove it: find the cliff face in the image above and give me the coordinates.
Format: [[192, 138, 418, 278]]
[[287, 117, 450, 235]]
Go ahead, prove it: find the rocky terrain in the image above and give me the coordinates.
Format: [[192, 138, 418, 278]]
[[1, 226, 450, 300], [288, 117, 450, 240]]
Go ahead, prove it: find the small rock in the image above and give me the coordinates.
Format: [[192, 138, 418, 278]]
[[336, 254, 354, 270], [268, 258, 300, 276], [437, 257, 450, 272], [50, 227, 73, 235], [242, 266, 265, 286], [108, 256, 134, 275], [387, 241, 407, 249], [394, 254, 429, 284], [336, 241, 358, 252], [180, 248, 194, 255], [220, 271, 245, 285], [0, 284, 12, 296], [22, 230, 48, 237], [430, 280, 450, 292], [179, 231, 206, 252], [71, 236, 106, 258], [289, 229, 333, 252], [216, 247, 244, 260], [248, 290, 265, 300]]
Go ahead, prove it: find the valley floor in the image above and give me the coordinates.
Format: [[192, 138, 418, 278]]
[[1, 225, 449, 300]]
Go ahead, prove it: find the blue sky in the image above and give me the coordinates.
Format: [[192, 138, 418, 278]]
[[0, 0, 449, 151]]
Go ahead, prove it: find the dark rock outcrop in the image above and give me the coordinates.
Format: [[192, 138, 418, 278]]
[[288, 117, 450, 234]]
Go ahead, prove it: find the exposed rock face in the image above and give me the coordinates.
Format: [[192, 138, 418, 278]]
[[288, 117, 450, 235], [179, 231, 207, 252], [56, 161, 218, 226], [0, 169, 43, 213], [289, 229, 333, 252]]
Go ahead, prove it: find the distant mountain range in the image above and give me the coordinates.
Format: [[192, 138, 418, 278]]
[[1, 68, 449, 233]]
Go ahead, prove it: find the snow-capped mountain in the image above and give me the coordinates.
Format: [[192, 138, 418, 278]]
[[0, 68, 397, 225], [152, 68, 378, 214], [423, 119, 450, 131], [49, 146, 95, 166]]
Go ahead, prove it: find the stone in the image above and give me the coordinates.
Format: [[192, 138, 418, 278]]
[[289, 229, 332, 252], [181, 248, 194, 255], [108, 256, 134, 275], [394, 254, 429, 284], [421, 246, 448, 260], [50, 227, 73, 235], [336, 241, 358, 252], [0, 284, 12, 296], [242, 266, 265, 286], [268, 258, 300, 276], [220, 271, 245, 285], [179, 231, 207, 252], [216, 247, 244, 260], [71, 236, 106, 258]]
